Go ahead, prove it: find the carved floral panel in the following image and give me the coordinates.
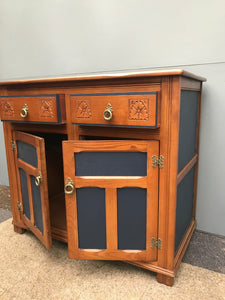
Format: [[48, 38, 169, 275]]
[[39, 100, 54, 118], [76, 100, 92, 119], [129, 99, 149, 120], [1, 100, 14, 116]]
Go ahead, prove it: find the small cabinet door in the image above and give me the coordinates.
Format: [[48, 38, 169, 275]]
[[13, 131, 52, 248], [63, 140, 159, 261]]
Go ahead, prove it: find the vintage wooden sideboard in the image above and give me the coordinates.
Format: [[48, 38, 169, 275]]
[[0, 70, 206, 286]]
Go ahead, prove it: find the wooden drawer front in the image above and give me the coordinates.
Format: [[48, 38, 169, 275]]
[[70, 91, 159, 128], [0, 94, 65, 124]]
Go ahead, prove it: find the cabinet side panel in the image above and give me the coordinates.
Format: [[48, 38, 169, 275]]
[[178, 91, 199, 172], [175, 167, 195, 253]]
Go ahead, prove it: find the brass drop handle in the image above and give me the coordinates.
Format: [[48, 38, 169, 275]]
[[64, 177, 74, 195], [20, 104, 28, 118], [35, 173, 42, 187], [103, 103, 113, 121]]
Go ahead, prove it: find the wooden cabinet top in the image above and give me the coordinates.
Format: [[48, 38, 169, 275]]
[[0, 69, 206, 86]]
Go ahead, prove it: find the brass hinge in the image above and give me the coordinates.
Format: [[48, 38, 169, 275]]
[[11, 140, 16, 151], [17, 201, 22, 211], [152, 155, 164, 169], [151, 237, 162, 250]]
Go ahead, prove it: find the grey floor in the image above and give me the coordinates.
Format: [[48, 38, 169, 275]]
[[0, 184, 12, 222], [0, 184, 224, 275]]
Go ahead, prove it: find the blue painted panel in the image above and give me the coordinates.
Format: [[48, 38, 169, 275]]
[[77, 188, 106, 249], [117, 188, 147, 250], [17, 141, 38, 168], [31, 175, 43, 233], [20, 168, 30, 220], [178, 91, 199, 172], [75, 152, 147, 176], [175, 167, 195, 254]]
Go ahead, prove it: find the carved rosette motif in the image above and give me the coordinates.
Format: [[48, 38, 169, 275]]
[[1, 100, 14, 116], [40, 100, 54, 118], [76, 100, 92, 119], [129, 99, 149, 120]]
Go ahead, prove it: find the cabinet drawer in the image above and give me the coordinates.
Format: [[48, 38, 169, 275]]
[[0, 94, 65, 124], [70, 91, 159, 128]]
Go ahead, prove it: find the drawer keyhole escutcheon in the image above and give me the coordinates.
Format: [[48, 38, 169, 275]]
[[35, 172, 42, 187], [64, 177, 75, 195], [20, 104, 29, 118], [103, 103, 113, 121]]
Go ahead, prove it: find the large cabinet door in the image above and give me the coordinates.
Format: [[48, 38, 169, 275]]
[[13, 131, 52, 248], [63, 140, 159, 261]]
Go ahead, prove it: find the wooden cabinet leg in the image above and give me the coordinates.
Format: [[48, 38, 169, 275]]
[[14, 225, 26, 234], [157, 273, 174, 286]]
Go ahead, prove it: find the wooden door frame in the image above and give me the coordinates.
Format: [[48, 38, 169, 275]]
[[13, 130, 52, 249]]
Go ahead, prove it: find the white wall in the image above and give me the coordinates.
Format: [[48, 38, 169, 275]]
[[0, 0, 224, 236]]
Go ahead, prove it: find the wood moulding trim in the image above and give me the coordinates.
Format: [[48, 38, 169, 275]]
[[174, 219, 196, 271], [177, 154, 198, 185], [126, 261, 175, 278]]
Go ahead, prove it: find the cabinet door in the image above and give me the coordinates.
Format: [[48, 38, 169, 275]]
[[13, 131, 52, 248], [63, 140, 159, 261]]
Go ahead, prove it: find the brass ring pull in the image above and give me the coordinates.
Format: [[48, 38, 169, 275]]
[[20, 104, 28, 118], [64, 177, 74, 195], [103, 103, 113, 121], [35, 173, 42, 187]]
